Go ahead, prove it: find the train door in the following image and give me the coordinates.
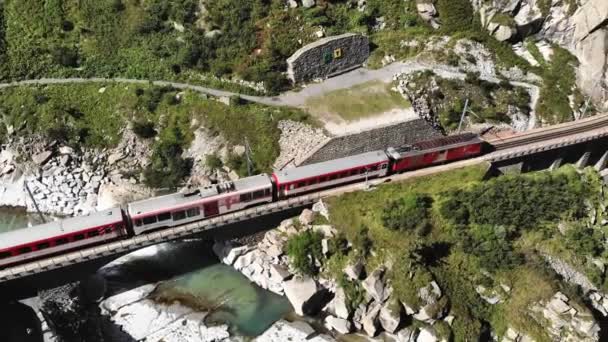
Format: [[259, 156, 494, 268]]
[[204, 201, 219, 217]]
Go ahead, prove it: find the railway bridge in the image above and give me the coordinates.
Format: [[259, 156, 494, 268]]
[[1, 114, 608, 298]]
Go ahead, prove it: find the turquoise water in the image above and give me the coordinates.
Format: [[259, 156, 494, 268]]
[[153, 263, 293, 336], [0, 209, 44, 233]]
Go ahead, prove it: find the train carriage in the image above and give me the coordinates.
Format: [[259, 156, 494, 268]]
[[0, 207, 126, 267], [272, 151, 390, 198], [387, 133, 484, 173], [127, 174, 273, 235]]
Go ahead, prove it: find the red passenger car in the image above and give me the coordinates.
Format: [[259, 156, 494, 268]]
[[386, 133, 484, 173]]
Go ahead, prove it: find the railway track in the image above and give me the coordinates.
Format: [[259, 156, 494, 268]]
[[488, 114, 608, 150]]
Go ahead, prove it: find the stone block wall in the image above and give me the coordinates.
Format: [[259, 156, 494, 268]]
[[287, 33, 369, 83], [300, 119, 441, 165]]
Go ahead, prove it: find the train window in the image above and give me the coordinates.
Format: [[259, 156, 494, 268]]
[[37, 242, 50, 250], [55, 238, 68, 246], [329, 174, 338, 181], [297, 182, 306, 188], [370, 165, 378, 171], [253, 190, 265, 199], [157, 212, 171, 221], [240, 193, 252, 202], [105, 227, 113, 234], [265, 188, 271, 196], [88, 230, 100, 238], [143, 216, 157, 225], [319, 176, 327, 182], [187, 207, 200, 217], [134, 219, 143, 227], [381, 164, 388, 169], [0, 251, 11, 259], [74, 234, 85, 241], [341, 172, 348, 178], [350, 169, 358, 176], [359, 168, 366, 174], [172, 210, 186, 221], [18, 246, 32, 254]]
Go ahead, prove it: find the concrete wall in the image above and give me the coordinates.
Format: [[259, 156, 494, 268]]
[[300, 119, 441, 165], [286, 33, 369, 83]]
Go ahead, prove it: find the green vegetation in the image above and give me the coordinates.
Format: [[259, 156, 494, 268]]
[[382, 193, 433, 235], [305, 81, 411, 121], [285, 230, 324, 276], [436, 0, 475, 33], [0, 83, 310, 187], [535, 46, 580, 124], [321, 165, 601, 340], [402, 70, 531, 131]]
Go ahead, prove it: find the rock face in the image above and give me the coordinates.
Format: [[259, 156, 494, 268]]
[[529, 292, 600, 341], [416, 1, 440, 29], [273, 120, 329, 170], [287, 33, 369, 83]]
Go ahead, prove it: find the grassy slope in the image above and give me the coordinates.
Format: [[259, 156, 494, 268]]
[[323, 165, 601, 340], [304, 81, 411, 122], [0, 83, 310, 173]]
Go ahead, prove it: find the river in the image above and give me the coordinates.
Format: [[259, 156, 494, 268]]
[[0, 210, 293, 341]]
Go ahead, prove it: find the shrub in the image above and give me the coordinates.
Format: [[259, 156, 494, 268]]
[[132, 121, 157, 139], [351, 226, 373, 258], [382, 193, 433, 234], [285, 230, 324, 276], [338, 275, 366, 311], [564, 224, 604, 257], [436, 0, 474, 33], [465, 225, 524, 270], [143, 141, 193, 189], [205, 154, 223, 170]]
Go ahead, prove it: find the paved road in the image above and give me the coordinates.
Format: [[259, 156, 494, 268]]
[[0, 62, 540, 122]]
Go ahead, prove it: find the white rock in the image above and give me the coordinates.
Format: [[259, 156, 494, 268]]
[[283, 276, 321, 316], [299, 208, 316, 225], [362, 268, 385, 302], [302, 0, 315, 8], [331, 287, 350, 320], [223, 245, 250, 265], [344, 259, 364, 280], [325, 315, 351, 334], [417, 327, 438, 342], [379, 301, 401, 333], [269, 264, 291, 282], [254, 320, 334, 342], [397, 327, 420, 342], [362, 302, 381, 337], [58, 146, 74, 155], [32, 151, 53, 165], [233, 251, 256, 270]]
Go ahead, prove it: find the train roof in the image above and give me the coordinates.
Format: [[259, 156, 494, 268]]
[[127, 174, 272, 216], [387, 133, 483, 159], [0, 207, 123, 250], [273, 150, 389, 185]]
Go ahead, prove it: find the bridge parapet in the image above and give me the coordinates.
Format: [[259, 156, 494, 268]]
[[0, 193, 323, 282]]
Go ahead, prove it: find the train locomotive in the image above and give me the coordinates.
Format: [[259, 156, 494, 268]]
[[0, 133, 484, 268]]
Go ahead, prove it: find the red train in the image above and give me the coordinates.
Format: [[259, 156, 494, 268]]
[[0, 133, 484, 267]]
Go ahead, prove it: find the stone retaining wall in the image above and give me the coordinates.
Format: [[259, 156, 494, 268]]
[[287, 33, 369, 83], [300, 118, 441, 165]]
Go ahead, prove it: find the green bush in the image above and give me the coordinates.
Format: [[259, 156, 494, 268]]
[[351, 226, 373, 258], [205, 154, 223, 170], [143, 140, 193, 189], [564, 224, 604, 257], [464, 225, 524, 270], [132, 121, 157, 139], [382, 193, 433, 234], [285, 230, 324, 276], [338, 275, 366, 312], [436, 0, 475, 33]]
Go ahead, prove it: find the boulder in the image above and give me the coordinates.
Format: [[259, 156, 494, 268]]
[[493, 25, 517, 42], [397, 327, 420, 342], [32, 151, 53, 165], [417, 327, 438, 342], [312, 225, 336, 238], [330, 287, 350, 320], [233, 251, 256, 270], [573, 0, 608, 42], [344, 259, 364, 280], [299, 209, 316, 226], [362, 268, 386, 302], [362, 302, 381, 337], [283, 277, 325, 316], [325, 315, 351, 334], [269, 264, 292, 282], [223, 245, 250, 265], [312, 199, 330, 220], [302, 0, 315, 8], [379, 301, 402, 333]]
